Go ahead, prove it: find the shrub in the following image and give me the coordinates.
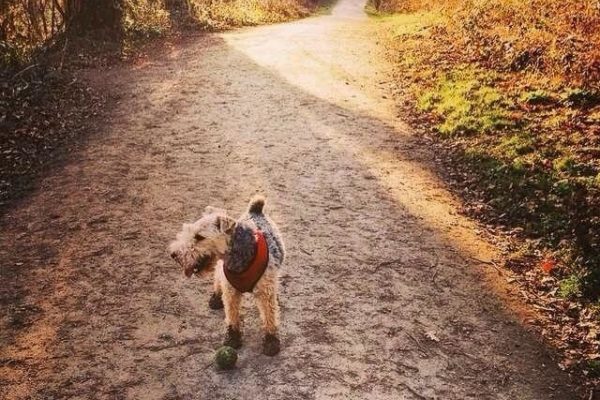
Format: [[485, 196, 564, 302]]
[[124, 1, 171, 38]]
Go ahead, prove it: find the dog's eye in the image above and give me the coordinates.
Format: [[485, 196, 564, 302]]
[[194, 233, 205, 241]]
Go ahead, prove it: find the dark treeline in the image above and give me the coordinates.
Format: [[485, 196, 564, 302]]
[[1, 1, 123, 64], [1, 0, 318, 66]]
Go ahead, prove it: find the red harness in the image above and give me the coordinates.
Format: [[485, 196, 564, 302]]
[[224, 230, 269, 293]]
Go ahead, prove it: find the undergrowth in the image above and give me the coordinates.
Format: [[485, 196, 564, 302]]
[[373, 3, 600, 297], [175, 0, 313, 30], [373, 0, 600, 88], [374, 1, 600, 387], [0, 0, 321, 67]]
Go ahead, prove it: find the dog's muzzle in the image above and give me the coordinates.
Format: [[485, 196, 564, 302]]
[[186, 255, 211, 277]]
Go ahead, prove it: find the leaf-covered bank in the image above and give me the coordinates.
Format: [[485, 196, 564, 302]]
[[372, 2, 599, 390]]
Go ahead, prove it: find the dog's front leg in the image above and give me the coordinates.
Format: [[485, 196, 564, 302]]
[[222, 281, 243, 348], [208, 264, 224, 310]]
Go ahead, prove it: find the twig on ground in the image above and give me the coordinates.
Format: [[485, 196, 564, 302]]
[[12, 64, 39, 80], [489, 261, 502, 275], [400, 382, 428, 400], [395, 361, 419, 373], [135, 337, 202, 351], [469, 256, 502, 275], [59, 36, 69, 71], [469, 256, 493, 265], [406, 331, 426, 354], [430, 255, 439, 282], [461, 351, 479, 360], [374, 258, 405, 271], [311, 364, 339, 372], [299, 247, 312, 255]]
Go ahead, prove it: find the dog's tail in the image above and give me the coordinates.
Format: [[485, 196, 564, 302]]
[[248, 195, 266, 214]]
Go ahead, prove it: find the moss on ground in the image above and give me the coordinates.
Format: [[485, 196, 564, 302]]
[[417, 68, 513, 135], [559, 274, 583, 299]]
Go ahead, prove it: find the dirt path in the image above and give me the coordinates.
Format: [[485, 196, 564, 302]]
[[0, 1, 579, 399]]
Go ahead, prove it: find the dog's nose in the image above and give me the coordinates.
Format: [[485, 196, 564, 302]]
[[170, 252, 177, 259]]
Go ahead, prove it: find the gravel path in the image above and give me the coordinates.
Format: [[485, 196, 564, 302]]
[[0, 1, 577, 398]]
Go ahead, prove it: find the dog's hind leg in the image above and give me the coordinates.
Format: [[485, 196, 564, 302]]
[[222, 281, 243, 348], [255, 272, 281, 356]]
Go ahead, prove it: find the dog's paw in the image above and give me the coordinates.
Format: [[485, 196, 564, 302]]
[[224, 326, 242, 349], [208, 292, 224, 310], [262, 334, 280, 356]]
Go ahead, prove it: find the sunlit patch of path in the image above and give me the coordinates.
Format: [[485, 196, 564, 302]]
[[223, 1, 492, 267]]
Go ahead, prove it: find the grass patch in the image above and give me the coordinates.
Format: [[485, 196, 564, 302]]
[[587, 360, 600, 378], [417, 68, 514, 135], [368, 8, 440, 37], [553, 156, 576, 173], [460, 148, 571, 240], [559, 274, 583, 299], [494, 133, 535, 159]]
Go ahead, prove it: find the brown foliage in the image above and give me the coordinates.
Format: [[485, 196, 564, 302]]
[[1, 0, 318, 65], [0, 0, 67, 64], [378, 0, 600, 88], [379, 1, 600, 388], [0, 1, 125, 65]]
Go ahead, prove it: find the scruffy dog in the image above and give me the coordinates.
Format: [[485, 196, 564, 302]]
[[169, 196, 285, 356]]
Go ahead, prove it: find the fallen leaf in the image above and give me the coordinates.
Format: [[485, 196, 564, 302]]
[[425, 331, 440, 342], [540, 258, 556, 273]]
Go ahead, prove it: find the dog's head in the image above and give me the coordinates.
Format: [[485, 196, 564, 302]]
[[168, 206, 236, 278]]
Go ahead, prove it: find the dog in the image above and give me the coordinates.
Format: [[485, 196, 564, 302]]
[[168, 195, 285, 356]]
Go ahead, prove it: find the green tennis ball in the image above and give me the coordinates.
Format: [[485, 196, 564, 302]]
[[215, 346, 238, 370]]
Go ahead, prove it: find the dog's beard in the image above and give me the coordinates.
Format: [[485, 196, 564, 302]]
[[184, 253, 216, 277]]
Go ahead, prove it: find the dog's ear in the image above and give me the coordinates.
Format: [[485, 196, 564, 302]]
[[215, 215, 236, 235]]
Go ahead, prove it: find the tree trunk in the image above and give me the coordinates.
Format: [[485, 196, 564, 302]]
[[65, 0, 123, 38]]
